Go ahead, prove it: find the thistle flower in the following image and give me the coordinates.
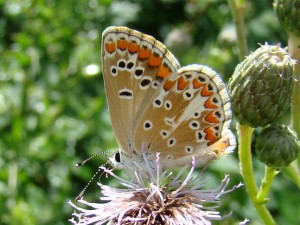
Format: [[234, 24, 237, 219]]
[[274, 0, 300, 36], [228, 43, 295, 127], [69, 154, 242, 225], [255, 125, 300, 167]]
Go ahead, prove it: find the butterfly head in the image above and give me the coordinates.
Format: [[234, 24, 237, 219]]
[[108, 151, 122, 169], [109, 148, 158, 178]]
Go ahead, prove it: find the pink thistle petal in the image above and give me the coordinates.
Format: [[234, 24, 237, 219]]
[[69, 153, 242, 225]]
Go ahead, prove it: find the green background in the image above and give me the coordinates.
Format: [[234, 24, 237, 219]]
[[0, 0, 299, 224]]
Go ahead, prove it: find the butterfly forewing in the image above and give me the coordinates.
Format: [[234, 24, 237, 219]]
[[102, 26, 180, 154], [133, 65, 236, 167]]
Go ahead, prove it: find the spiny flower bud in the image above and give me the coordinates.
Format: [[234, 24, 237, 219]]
[[228, 43, 295, 127], [274, 0, 300, 36], [254, 125, 300, 167]]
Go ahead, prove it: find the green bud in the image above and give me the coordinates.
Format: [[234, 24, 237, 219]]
[[254, 125, 300, 167], [274, 0, 300, 36], [228, 43, 295, 127]]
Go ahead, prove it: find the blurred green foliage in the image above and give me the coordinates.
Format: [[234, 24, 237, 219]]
[[0, 0, 299, 224]]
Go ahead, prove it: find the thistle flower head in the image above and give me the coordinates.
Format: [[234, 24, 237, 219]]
[[255, 125, 300, 167], [274, 0, 300, 36], [69, 154, 242, 225], [228, 43, 295, 127]]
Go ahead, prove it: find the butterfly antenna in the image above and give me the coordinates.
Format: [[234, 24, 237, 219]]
[[75, 164, 107, 201], [75, 151, 112, 167]]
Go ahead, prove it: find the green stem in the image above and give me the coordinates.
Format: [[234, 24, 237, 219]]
[[227, 0, 248, 60], [238, 124, 276, 225], [228, 1, 276, 223], [257, 166, 279, 204], [283, 162, 300, 188], [288, 34, 300, 168]]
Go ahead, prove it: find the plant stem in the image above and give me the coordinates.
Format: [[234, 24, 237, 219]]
[[283, 162, 300, 188], [228, 1, 277, 223], [288, 34, 300, 168], [257, 166, 278, 204], [227, 0, 248, 60], [238, 124, 276, 225]]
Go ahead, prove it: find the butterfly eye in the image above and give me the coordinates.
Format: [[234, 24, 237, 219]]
[[114, 152, 121, 163]]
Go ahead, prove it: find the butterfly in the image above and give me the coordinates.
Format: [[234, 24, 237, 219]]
[[101, 26, 236, 171]]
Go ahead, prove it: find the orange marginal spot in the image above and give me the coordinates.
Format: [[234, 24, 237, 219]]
[[157, 63, 172, 79], [212, 137, 229, 153], [205, 111, 220, 124], [204, 127, 219, 143], [192, 78, 205, 89], [117, 39, 128, 50], [149, 53, 163, 67], [200, 84, 214, 96], [208, 139, 219, 146], [204, 97, 218, 109], [128, 42, 139, 54], [138, 48, 151, 60], [105, 42, 116, 54], [163, 79, 176, 91], [177, 76, 189, 90]]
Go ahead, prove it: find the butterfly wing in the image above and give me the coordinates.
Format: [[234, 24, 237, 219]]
[[133, 64, 236, 167], [101, 26, 180, 154]]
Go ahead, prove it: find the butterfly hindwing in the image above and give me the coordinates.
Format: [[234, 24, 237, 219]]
[[133, 65, 236, 167]]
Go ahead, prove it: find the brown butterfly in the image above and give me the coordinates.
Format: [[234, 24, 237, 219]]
[[101, 26, 236, 171]]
